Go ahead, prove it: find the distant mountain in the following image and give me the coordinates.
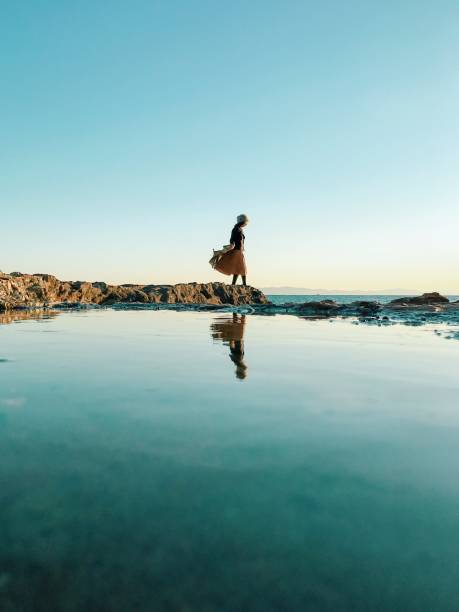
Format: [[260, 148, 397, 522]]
[[261, 287, 423, 296]]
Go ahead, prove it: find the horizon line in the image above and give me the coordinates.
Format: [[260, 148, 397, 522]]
[[261, 287, 458, 295]]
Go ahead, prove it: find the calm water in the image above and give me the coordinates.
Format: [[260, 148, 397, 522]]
[[1, 310, 459, 611]]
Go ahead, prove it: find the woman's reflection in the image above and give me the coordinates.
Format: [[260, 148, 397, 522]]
[[211, 314, 248, 380]]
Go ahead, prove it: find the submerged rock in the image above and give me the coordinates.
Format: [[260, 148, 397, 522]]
[[0, 272, 269, 310], [389, 292, 449, 306], [293, 300, 382, 318], [295, 300, 342, 318]]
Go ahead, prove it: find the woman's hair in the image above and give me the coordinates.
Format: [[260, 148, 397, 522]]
[[237, 214, 249, 224]]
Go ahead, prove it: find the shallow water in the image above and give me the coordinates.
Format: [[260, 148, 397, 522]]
[[1, 310, 459, 611]]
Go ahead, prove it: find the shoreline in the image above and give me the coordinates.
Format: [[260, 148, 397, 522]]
[[2, 298, 459, 330], [1, 272, 458, 328]]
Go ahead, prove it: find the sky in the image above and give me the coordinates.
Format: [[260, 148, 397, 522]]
[[1, 0, 458, 291]]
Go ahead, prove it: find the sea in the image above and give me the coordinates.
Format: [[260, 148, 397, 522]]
[[1, 308, 459, 611], [267, 294, 459, 305]]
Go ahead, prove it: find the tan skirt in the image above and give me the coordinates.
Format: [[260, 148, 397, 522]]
[[215, 249, 247, 276]]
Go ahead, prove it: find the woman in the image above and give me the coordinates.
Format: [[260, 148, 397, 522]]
[[215, 214, 249, 286]]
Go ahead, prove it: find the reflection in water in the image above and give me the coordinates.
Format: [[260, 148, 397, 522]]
[[0, 310, 60, 326], [211, 314, 248, 380]]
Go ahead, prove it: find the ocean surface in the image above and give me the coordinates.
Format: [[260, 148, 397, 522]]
[[1, 309, 459, 611], [267, 294, 459, 305]]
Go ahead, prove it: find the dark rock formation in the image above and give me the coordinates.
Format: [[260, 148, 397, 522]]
[[253, 299, 383, 319], [296, 300, 342, 317], [389, 292, 449, 306], [0, 272, 268, 310]]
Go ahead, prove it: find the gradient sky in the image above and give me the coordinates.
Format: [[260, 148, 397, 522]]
[[2, 1, 458, 290]]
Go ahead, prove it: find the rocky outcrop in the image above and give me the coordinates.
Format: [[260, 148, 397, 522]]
[[256, 299, 383, 318], [1, 274, 456, 327], [296, 299, 382, 317], [389, 292, 449, 306], [0, 272, 268, 310], [1, 283, 459, 332], [252, 294, 459, 325]]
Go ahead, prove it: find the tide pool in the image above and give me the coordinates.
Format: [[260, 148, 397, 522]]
[[1, 310, 458, 611]]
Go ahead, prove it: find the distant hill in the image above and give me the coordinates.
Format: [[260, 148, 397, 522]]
[[261, 287, 422, 296]]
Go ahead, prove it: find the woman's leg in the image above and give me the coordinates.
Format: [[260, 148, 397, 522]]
[[232, 274, 238, 285], [242, 275, 247, 286]]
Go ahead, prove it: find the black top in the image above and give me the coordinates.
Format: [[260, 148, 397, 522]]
[[230, 224, 245, 250]]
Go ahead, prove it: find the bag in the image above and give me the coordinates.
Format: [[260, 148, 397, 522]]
[[209, 244, 232, 269]]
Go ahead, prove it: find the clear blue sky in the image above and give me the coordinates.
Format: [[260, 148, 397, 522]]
[[2, 0, 458, 290]]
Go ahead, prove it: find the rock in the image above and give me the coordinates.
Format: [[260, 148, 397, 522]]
[[299, 300, 339, 309], [389, 292, 449, 306], [0, 273, 269, 310], [343, 301, 381, 316], [294, 299, 381, 318], [92, 282, 108, 291], [296, 300, 341, 316], [348, 300, 380, 310]]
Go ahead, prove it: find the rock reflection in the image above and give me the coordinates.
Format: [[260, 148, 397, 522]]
[[211, 314, 248, 380], [0, 310, 60, 326]]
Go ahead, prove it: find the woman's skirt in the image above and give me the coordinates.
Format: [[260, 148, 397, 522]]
[[215, 249, 247, 276]]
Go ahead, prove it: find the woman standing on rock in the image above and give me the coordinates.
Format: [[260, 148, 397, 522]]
[[214, 214, 249, 286]]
